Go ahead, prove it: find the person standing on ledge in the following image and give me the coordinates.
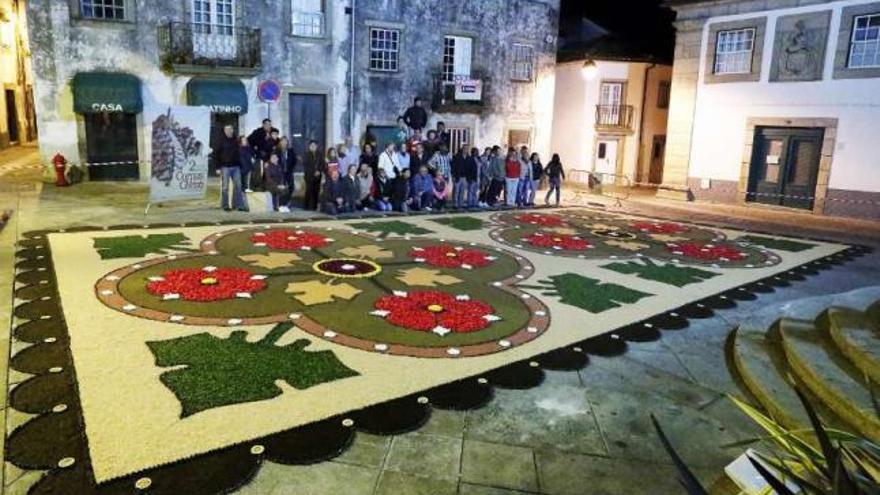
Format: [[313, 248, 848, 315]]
[[403, 97, 428, 132], [215, 125, 247, 212]]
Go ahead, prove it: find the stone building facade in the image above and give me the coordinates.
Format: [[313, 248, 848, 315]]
[[25, 0, 559, 181], [0, 0, 35, 149], [661, 0, 880, 220]]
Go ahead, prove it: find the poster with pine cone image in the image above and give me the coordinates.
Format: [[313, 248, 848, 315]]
[[149, 106, 210, 204]]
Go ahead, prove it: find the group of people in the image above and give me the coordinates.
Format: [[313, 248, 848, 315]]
[[213, 97, 565, 215]]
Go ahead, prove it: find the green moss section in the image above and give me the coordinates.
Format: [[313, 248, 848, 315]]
[[93, 233, 193, 259], [524, 273, 652, 313], [348, 220, 433, 238], [146, 323, 358, 417], [736, 235, 817, 252], [601, 259, 719, 287], [431, 216, 487, 231]]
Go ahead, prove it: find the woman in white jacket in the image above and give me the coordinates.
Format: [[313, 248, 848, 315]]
[[378, 142, 400, 179]]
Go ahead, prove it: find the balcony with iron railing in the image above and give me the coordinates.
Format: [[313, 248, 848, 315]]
[[431, 70, 490, 114], [595, 105, 634, 131], [159, 22, 262, 76]]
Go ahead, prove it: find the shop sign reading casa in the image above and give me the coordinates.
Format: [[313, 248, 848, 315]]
[[91, 103, 125, 112]]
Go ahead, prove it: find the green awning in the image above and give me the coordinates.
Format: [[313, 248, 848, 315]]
[[72, 72, 142, 114], [186, 77, 248, 114]]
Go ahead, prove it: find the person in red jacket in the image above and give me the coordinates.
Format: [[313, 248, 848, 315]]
[[504, 148, 521, 207]]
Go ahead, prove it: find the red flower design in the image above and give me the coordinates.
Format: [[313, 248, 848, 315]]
[[524, 232, 590, 251], [373, 291, 496, 334], [146, 267, 267, 302], [251, 229, 331, 250], [632, 221, 689, 234], [668, 242, 746, 261], [515, 213, 567, 227], [410, 245, 494, 269]]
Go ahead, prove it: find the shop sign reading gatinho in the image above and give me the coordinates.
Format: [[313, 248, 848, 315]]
[[209, 105, 243, 114]]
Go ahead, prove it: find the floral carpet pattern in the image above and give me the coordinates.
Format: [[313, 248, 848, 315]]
[[7, 207, 855, 495]]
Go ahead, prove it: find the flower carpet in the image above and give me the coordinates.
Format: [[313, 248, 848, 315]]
[[8, 207, 864, 494]]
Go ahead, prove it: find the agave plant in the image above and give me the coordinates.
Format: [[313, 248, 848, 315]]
[[652, 384, 880, 494], [727, 386, 880, 495]]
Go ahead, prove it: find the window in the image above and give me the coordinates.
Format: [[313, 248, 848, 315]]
[[512, 44, 534, 81], [80, 0, 125, 20], [657, 81, 671, 109], [191, 0, 236, 59], [848, 14, 880, 68], [714, 28, 756, 74], [292, 0, 325, 38], [192, 0, 234, 35], [369, 28, 399, 72], [442, 36, 473, 82]]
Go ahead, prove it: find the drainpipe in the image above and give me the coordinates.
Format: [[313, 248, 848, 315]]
[[348, 0, 356, 136], [637, 63, 656, 186]]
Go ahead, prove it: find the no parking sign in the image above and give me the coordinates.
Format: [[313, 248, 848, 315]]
[[258, 80, 281, 119], [258, 80, 282, 103]]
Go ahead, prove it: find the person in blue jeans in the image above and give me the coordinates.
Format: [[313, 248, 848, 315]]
[[450, 146, 468, 208], [410, 165, 434, 211], [544, 154, 565, 205], [464, 148, 480, 208], [215, 125, 248, 212]]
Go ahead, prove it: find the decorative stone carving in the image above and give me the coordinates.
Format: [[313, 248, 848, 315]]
[[770, 11, 831, 82]]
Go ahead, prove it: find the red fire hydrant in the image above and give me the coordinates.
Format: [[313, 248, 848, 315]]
[[52, 153, 69, 187]]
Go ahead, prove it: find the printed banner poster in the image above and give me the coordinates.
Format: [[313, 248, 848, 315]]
[[149, 106, 210, 204]]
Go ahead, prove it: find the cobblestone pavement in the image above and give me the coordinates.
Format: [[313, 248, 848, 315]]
[[1, 146, 878, 494]]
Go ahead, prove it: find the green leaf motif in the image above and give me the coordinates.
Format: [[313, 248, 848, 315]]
[[348, 220, 433, 238], [146, 323, 359, 417], [736, 235, 817, 253], [602, 259, 719, 287], [524, 273, 652, 313], [431, 216, 487, 232], [93, 233, 194, 259]]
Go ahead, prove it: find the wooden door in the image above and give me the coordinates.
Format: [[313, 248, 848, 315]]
[[748, 127, 823, 210]]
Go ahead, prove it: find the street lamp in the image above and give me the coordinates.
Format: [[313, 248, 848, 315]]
[[581, 60, 598, 80]]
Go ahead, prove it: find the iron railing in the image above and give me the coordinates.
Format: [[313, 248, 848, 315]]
[[431, 70, 490, 114], [159, 22, 261, 70], [595, 105, 634, 130]]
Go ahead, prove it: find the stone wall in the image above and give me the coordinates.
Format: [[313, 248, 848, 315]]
[[663, 0, 880, 220], [352, 0, 560, 154], [25, 0, 560, 173]]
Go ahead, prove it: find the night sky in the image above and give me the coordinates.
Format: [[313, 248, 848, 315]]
[[559, 0, 676, 62]]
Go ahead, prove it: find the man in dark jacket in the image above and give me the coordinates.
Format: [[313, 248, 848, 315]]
[[409, 142, 428, 174], [391, 168, 413, 212], [214, 125, 247, 212], [321, 168, 347, 215], [402, 97, 428, 132], [247, 119, 279, 161], [302, 140, 326, 211]]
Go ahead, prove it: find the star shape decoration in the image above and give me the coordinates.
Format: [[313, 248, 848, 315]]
[[396, 267, 463, 287], [285, 280, 362, 306], [338, 244, 394, 260], [238, 252, 302, 270], [604, 240, 650, 251]]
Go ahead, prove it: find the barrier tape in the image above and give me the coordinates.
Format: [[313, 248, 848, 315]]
[[568, 170, 880, 208]]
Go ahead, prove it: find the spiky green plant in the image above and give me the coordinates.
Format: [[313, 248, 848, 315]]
[[727, 387, 880, 494], [653, 384, 880, 494]]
